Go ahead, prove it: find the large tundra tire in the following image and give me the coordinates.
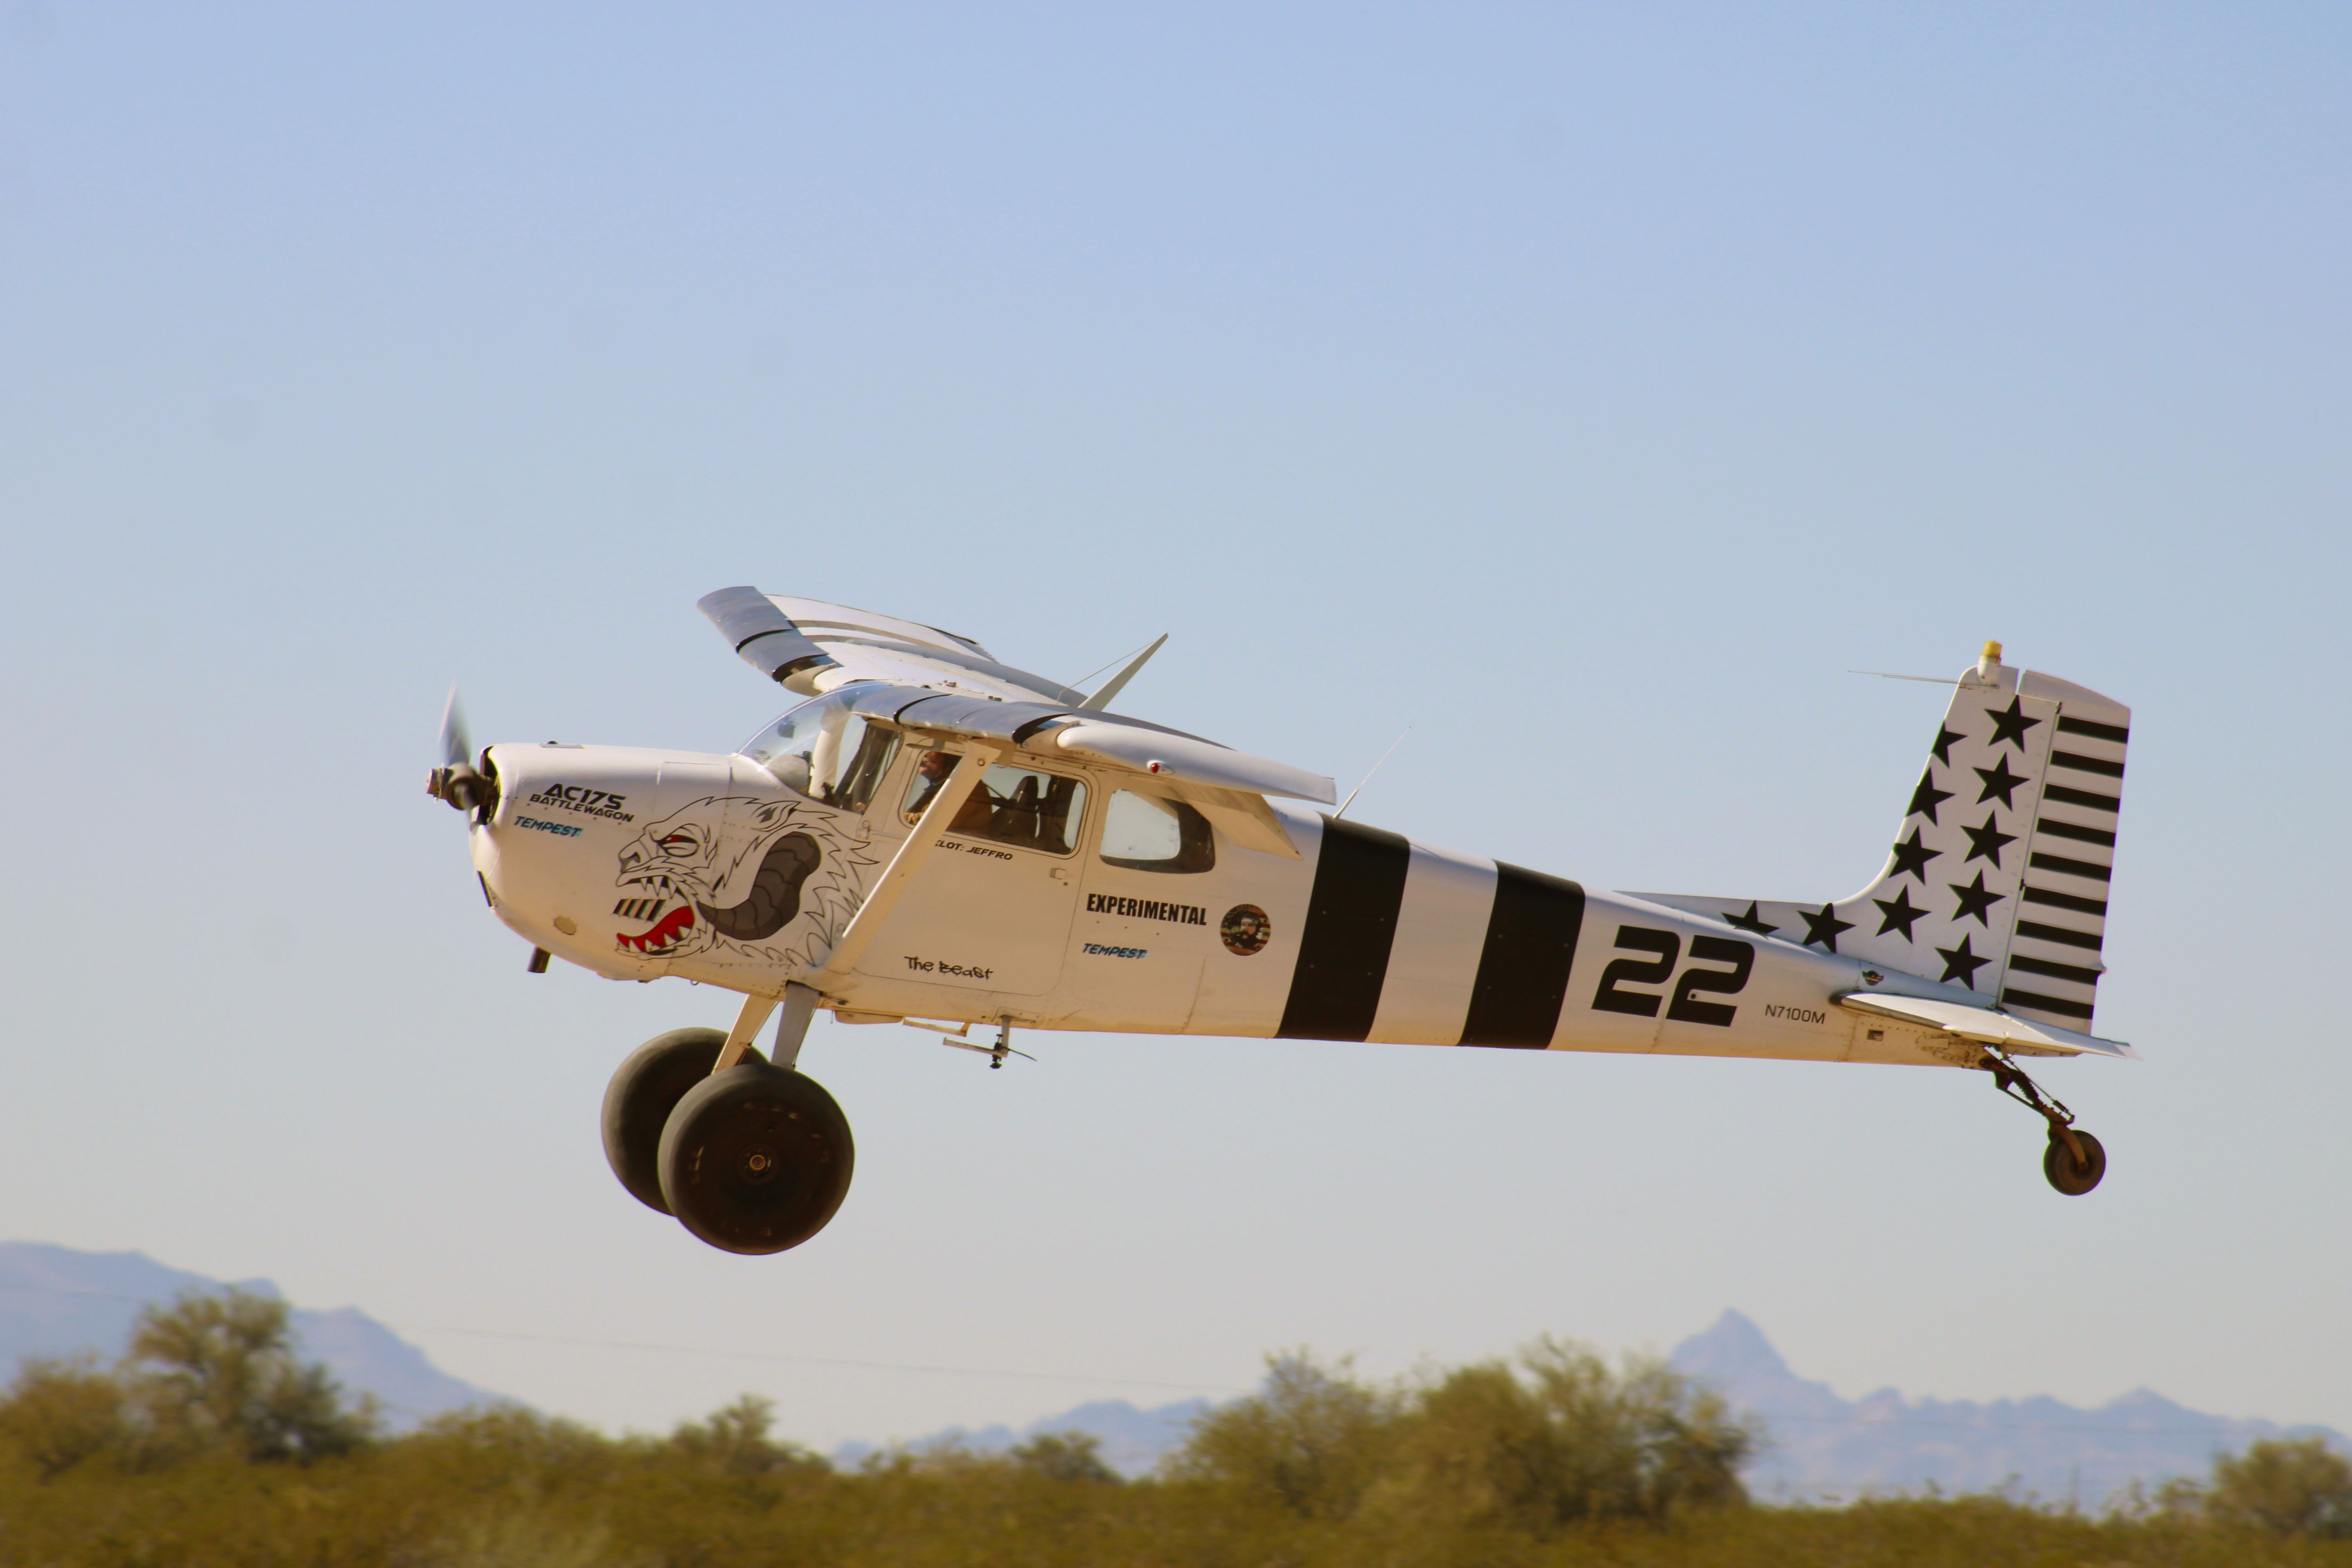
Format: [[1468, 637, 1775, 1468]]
[[601, 1028, 766, 1214], [658, 1063, 854, 1255]]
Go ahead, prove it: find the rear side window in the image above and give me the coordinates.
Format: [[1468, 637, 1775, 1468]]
[[1099, 790, 1216, 874], [904, 752, 1088, 856]]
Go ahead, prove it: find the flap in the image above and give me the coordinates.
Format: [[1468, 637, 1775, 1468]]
[[1154, 780, 1302, 859], [1834, 992, 2138, 1059]]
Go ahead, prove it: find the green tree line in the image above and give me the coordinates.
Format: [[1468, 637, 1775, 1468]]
[[0, 1286, 2347, 1566]]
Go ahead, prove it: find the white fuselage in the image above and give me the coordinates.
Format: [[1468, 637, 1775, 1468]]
[[474, 737, 1981, 1071]]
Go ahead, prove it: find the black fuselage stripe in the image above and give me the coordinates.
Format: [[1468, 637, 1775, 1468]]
[[1458, 864, 1586, 1049], [2056, 715, 2130, 744], [2042, 784, 2121, 813], [1276, 817, 1412, 1042]]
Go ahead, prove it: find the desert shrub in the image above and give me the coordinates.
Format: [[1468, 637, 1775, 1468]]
[[2198, 1436, 2352, 1538], [125, 1286, 379, 1463], [0, 1354, 136, 1480], [1165, 1350, 1399, 1519], [8, 1306, 2352, 1568], [664, 1392, 825, 1477], [1009, 1430, 1122, 1484], [1367, 1338, 1754, 1536]]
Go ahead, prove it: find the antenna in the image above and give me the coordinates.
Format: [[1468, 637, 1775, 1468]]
[[1335, 727, 1410, 819]]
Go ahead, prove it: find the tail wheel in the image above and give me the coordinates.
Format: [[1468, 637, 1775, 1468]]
[[658, 1063, 854, 1255], [601, 1028, 766, 1214], [2043, 1128, 2107, 1196]]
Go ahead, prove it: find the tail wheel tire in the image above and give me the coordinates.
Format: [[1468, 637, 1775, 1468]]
[[2043, 1129, 2107, 1196], [601, 1028, 766, 1215], [658, 1063, 854, 1255]]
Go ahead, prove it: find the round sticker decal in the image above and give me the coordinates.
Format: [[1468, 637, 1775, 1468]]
[[1220, 904, 1272, 956]]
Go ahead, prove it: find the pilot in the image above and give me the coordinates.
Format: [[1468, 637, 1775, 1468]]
[[904, 750, 958, 818], [904, 749, 1002, 836]]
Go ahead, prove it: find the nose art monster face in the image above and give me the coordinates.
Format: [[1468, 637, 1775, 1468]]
[[610, 797, 876, 967]]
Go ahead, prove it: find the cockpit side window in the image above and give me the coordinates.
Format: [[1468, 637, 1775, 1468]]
[[742, 693, 902, 813], [902, 751, 1087, 856], [1098, 789, 1216, 873]]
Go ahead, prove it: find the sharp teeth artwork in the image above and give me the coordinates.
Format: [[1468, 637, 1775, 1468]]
[[613, 797, 878, 970], [429, 589, 2139, 1257]]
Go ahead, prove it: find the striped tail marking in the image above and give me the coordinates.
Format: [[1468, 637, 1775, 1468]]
[[2002, 709, 2127, 1029]]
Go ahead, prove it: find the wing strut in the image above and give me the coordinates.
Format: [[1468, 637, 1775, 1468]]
[[806, 745, 1003, 992]]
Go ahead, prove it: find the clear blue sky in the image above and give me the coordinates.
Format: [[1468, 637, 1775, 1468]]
[[2, 2, 2346, 1450]]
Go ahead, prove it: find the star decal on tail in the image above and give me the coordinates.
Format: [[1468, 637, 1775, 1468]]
[[1873, 887, 1927, 940], [1936, 933, 1991, 989], [1887, 828, 1937, 884], [1800, 902, 1855, 952], [1985, 696, 2042, 752], [1907, 768, 1955, 826], [1960, 811, 2017, 867], [1974, 755, 2029, 808], [1948, 871, 2005, 927]]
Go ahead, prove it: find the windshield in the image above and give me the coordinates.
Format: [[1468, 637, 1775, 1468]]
[[740, 690, 902, 812]]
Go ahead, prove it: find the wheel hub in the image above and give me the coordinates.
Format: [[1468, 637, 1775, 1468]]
[[737, 1137, 783, 1186]]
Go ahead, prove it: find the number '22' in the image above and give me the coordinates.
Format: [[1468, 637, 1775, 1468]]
[[1591, 927, 1754, 1027]]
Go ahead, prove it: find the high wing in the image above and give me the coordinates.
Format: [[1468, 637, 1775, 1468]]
[[697, 588, 1336, 855], [699, 586, 1088, 704]]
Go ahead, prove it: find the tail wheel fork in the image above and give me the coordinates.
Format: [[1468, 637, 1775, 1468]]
[[1983, 1050, 2107, 1196]]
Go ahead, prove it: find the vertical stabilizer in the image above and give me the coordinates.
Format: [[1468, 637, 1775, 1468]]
[[1632, 644, 2129, 1031]]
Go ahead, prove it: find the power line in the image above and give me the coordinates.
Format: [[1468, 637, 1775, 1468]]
[[396, 1322, 1247, 1394]]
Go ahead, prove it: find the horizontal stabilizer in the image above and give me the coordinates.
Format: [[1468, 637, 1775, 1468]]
[[1834, 991, 2137, 1059]]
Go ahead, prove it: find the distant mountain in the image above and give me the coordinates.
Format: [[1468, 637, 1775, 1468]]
[[0, 1242, 510, 1429], [1671, 1309, 2343, 1504], [841, 1313, 2346, 1501]]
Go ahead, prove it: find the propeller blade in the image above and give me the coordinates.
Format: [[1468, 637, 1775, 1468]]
[[427, 686, 496, 817], [439, 685, 472, 770]]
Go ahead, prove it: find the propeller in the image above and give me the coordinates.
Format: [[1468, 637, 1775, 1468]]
[[426, 685, 498, 818]]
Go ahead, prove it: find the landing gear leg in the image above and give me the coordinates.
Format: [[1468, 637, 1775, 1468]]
[[1983, 1050, 2107, 1196], [770, 984, 819, 1072]]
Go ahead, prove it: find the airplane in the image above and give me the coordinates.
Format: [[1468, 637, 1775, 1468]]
[[429, 590, 2135, 1255]]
